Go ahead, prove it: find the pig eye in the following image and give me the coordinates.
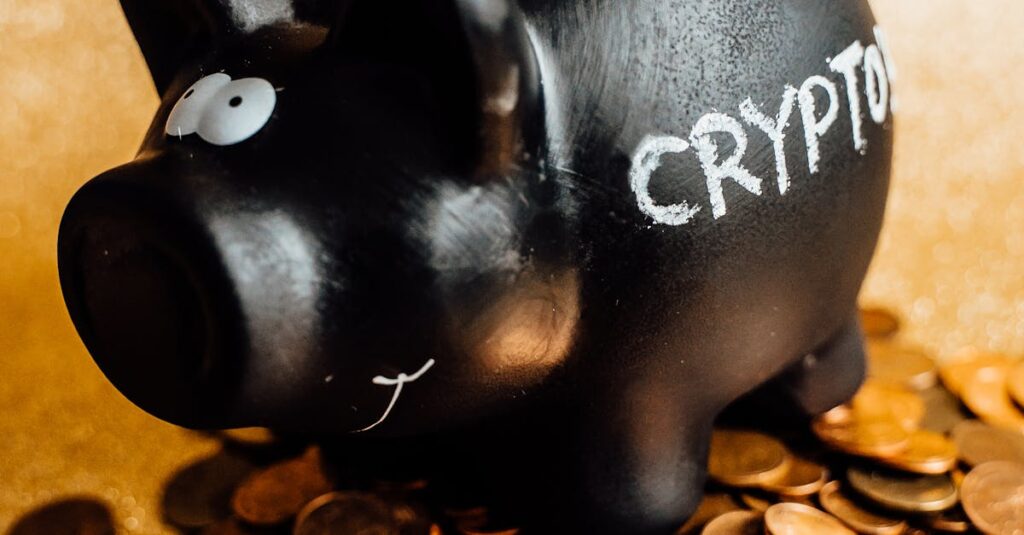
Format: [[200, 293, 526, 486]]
[[196, 78, 277, 146], [165, 73, 231, 138]]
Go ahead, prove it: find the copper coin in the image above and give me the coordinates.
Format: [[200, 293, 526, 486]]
[[960, 461, 1024, 535], [219, 427, 278, 447], [293, 492, 399, 535], [924, 506, 971, 533], [162, 451, 255, 528], [818, 481, 907, 535], [846, 467, 958, 514], [7, 498, 116, 535], [939, 352, 1013, 396], [851, 381, 925, 431], [876, 430, 958, 475], [764, 502, 855, 535], [867, 341, 937, 391], [1008, 360, 1024, 411], [701, 511, 763, 535], [738, 493, 773, 513], [952, 420, 1024, 467], [676, 493, 743, 535], [459, 527, 520, 535], [919, 386, 969, 435], [708, 430, 792, 488], [860, 308, 901, 339], [961, 371, 1024, 433], [812, 416, 910, 458], [231, 448, 333, 525], [761, 457, 829, 497]]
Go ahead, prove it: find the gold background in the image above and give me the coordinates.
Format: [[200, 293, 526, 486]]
[[0, 0, 1022, 532]]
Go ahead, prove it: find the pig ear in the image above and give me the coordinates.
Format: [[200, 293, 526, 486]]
[[119, 0, 232, 95], [328, 0, 542, 177]]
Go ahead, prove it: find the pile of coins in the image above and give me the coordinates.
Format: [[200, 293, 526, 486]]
[[683, 307, 1024, 535], [160, 428, 517, 535]]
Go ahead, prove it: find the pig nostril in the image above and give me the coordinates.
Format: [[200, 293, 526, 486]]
[[229, 96, 242, 107]]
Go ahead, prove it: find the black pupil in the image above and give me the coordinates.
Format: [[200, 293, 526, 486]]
[[183, 89, 194, 99], [229, 96, 243, 107]]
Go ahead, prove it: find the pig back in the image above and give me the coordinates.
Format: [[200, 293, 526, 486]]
[[519, 0, 892, 382]]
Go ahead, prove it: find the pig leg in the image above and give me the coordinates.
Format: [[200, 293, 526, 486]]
[[774, 311, 867, 415]]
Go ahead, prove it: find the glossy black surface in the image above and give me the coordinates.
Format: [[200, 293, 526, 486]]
[[58, 0, 892, 532]]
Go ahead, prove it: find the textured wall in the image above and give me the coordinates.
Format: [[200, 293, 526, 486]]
[[0, 0, 1022, 532]]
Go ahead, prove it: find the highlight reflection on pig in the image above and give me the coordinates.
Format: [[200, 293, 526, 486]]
[[57, 0, 892, 532]]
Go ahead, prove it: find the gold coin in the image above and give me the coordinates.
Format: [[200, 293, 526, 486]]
[[867, 341, 937, 391], [707, 430, 792, 488], [231, 447, 333, 525], [459, 527, 520, 535], [760, 457, 829, 497], [961, 371, 1024, 433], [293, 492, 399, 535], [960, 461, 1024, 535], [1007, 360, 1024, 413], [852, 381, 925, 431], [846, 467, 959, 514], [860, 307, 901, 339], [700, 511, 763, 535], [818, 481, 907, 535], [763, 502, 855, 535], [676, 493, 743, 535], [952, 420, 1024, 467], [939, 351, 1013, 396], [876, 430, 958, 475], [812, 416, 910, 458], [919, 386, 969, 435]]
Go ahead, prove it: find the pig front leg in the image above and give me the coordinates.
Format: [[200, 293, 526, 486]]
[[774, 311, 868, 415]]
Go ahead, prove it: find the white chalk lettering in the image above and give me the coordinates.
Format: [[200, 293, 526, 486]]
[[354, 358, 436, 433], [799, 75, 841, 174], [740, 86, 798, 195], [690, 113, 763, 219], [864, 44, 890, 124], [830, 41, 867, 152], [629, 30, 894, 226], [629, 135, 702, 226]]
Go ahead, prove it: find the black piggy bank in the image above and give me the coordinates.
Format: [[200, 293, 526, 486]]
[[58, 0, 893, 532]]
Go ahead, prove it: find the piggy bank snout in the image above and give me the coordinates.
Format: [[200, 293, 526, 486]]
[[58, 171, 257, 429]]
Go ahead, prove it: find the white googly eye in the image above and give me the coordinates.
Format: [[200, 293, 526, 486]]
[[197, 78, 277, 146], [165, 73, 231, 138]]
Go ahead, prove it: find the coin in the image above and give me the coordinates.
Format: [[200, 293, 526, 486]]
[[960, 461, 1024, 535], [161, 451, 255, 528], [763, 502, 855, 535], [919, 386, 969, 435], [738, 493, 773, 512], [7, 498, 116, 535], [924, 506, 971, 533], [876, 430, 958, 475], [812, 416, 910, 458], [701, 511, 763, 535], [219, 427, 278, 447], [851, 381, 925, 431], [760, 457, 828, 497], [867, 341, 937, 391], [860, 308, 901, 339], [961, 371, 1024, 433], [293, 492, 400, 535], [939, 352, 1013, 396], [707, 430, 792, 487], [676, 493, 743, 535], [231, 447, 333, 525], [952, 420, 1024, 467], [1007, 360, 1024, 412], [846, 467, 959, 513], [818, 481, 907, 535]]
